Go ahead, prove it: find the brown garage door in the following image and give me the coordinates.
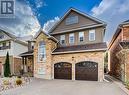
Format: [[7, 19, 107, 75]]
[[54, 62, 72, 80], [75, 61, 98, 81]]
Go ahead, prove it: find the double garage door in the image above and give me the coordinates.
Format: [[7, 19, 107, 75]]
[[54, 61, 98, 81]]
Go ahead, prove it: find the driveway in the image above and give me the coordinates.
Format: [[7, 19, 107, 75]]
[[0, 78, 127, 95]]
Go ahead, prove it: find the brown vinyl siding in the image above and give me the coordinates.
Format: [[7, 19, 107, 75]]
[[54, 27, 104, 47], [52, 10, 99, 34]]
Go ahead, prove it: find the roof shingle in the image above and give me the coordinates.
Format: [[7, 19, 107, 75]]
[[53, 42, 107, 54]]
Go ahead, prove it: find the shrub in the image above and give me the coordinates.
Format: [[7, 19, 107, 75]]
[[125, 80, 129, 89], [3, 80, 10, 85], [4, 52, 11, 77], [16, 78, 22, 85], [17, 75, 21, 78]]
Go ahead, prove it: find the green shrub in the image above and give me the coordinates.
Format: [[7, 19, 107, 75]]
[[16, 78, 22, 85], [125, 80, 129, 89], [4, 52, 11, 77]]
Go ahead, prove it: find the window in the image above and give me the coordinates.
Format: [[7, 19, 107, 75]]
[[38, 41, 46, 62], [31, 42, 34, 49], [89, 30, 95, 41], [79, 32, 84, 42], [66, 16, 78, 25], [2, 42, 6, 47], [60, 35, 65, 45], [69, 33, 74, 44], [0, 35, 4, 39]]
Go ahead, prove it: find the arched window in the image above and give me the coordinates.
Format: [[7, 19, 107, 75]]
[[38, 41, 46, 62]]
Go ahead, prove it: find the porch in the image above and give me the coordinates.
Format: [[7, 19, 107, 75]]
[[20, 50, 34, 77]]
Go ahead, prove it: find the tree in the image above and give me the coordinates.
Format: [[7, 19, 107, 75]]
[[4, 52, 11, 77]]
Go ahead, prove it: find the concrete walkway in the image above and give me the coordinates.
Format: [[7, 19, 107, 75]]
[[0, 78, 128, 95]]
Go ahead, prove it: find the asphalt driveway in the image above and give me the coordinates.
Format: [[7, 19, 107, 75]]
[[0, 78, 127, 95]]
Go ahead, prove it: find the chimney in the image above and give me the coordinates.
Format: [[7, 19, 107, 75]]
[[28, 41, 32, 51]]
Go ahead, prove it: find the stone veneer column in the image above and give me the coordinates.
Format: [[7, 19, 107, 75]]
[[72, 63, 75, 80]]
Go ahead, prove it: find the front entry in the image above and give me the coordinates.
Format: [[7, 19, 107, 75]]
[[75, 61, 98, 81], [54, 62, 72, 80]]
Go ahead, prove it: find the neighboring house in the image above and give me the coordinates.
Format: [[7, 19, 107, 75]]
[[108, 20, 129, 82], [0, 29, 28, 75], [32, 8, 107, 81]]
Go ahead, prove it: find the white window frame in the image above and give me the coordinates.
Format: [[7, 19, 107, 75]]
[[60, 35, 65, 45], [38, 41, 46, 62], [89, 29, 95, 41], [66, 16, 78, 25], [69, 33, 74, 44], [79, 32, 84, 42]]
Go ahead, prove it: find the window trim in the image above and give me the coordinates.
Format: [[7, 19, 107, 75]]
[[79, 32, 84, 42], [60, 35, 65, 45], [89, 29, 95, 41], [69, 33, 74, 44], [65, 16, 78, 25]]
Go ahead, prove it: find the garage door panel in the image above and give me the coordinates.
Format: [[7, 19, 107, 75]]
[[54, 62, 72, 80], [75, 61, 98, 81]]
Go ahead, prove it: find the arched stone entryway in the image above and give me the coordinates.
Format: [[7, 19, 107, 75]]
[[54, 62, 72, 80], [75, 61, 98, 81]]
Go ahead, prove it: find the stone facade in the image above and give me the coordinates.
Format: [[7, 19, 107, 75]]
[[34, 8, 106, 81], [34, 32, 105, 81], [52, 52, 104, 81], [34, 32, 57, 79]]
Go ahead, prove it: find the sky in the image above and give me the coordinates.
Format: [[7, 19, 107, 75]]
[[0, 0, 129, 42]]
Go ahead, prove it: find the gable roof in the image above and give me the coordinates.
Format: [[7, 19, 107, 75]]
[[49, 8, 106, 34], [108, 20, 129, 49], [0, 29, 27, 46], [120, 19, 129, 26], [34, 28, 58, 42], [0, 29, 16, 39]]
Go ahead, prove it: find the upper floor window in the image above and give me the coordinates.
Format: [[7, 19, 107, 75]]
[[66, 16, 78, 25], [2, 42, 6, 47], [89, 29, 95, 41], [31, 42, 35, 49], [69, 33, 74, 44], [79, 32, 84, 42], [0, 41, 11, 50], [38, 41, 46, 62], [60, 35, 65, 45], [0, 35, 4, 39]]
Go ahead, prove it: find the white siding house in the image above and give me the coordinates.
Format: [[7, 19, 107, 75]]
[[0, 29, 28, 75]]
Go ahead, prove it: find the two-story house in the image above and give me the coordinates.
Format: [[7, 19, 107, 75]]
[[0, 29, 28, 76], [33, 8, 107, 81], [108, 20, 129, 82]]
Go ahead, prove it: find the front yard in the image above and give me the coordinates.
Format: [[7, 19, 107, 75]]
[[0, 76, 31, 92], [0, 78, 128, 95]]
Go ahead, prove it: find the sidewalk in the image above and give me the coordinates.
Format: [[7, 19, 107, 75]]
[[105, 75, 129, 95]]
